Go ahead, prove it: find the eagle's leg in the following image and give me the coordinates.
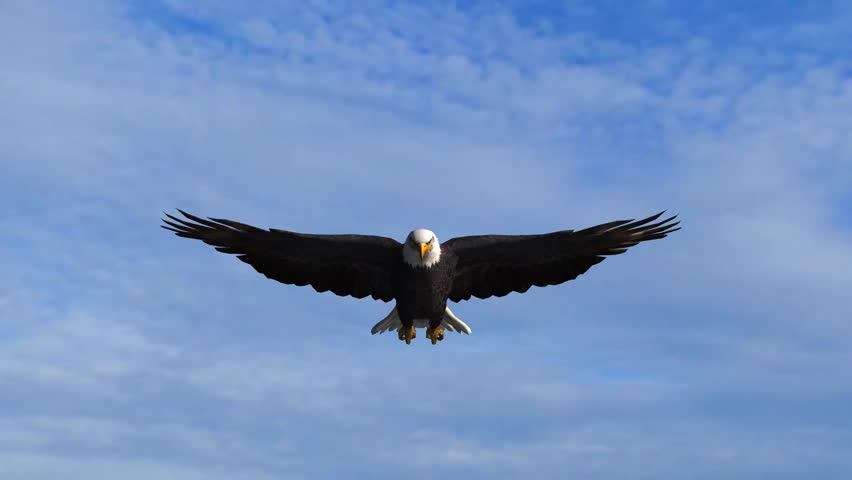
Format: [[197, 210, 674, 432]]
[[397, 324, 416, 344], [426, 319, 445, 345]]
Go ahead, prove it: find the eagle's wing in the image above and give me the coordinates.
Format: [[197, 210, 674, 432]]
[[161, 210, 401, 301], [443, 211, 680, 302]]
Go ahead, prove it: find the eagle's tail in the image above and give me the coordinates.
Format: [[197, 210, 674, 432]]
[[370, 306, 471, 335], [441, 306, 471, 334]]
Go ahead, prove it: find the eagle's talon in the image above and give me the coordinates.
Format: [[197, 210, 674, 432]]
[[426, 326, 445, 345], [398, 325, 416, 344]]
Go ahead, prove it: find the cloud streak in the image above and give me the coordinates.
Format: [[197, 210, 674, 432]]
[[2, 0, 851, 478]]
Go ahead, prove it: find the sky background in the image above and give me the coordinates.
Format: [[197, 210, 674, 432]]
[[2, 0, 852, 478]]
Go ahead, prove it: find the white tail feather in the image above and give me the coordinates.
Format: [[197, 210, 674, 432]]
[[443, 306, 471, 334], [370, 306, 471, 335], [370, 307, 400, 334]]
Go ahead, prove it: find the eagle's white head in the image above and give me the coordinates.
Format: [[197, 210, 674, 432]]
[[403, 228, 441, 268]]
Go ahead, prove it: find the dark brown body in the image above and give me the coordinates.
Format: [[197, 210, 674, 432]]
[[394, 249, 458, 329]]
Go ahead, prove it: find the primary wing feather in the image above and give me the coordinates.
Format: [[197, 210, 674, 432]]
[[161, 210, 401, 301], [444, 211, 680, 301]]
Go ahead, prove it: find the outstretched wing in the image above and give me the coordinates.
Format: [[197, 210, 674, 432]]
[[443, 211, 680, 302], [161, 210, 402, 301]]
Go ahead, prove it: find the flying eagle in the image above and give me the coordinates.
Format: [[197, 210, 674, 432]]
[[162, 210, 679, 345]]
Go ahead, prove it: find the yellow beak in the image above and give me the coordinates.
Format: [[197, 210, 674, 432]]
[[420, 242, 433, 259]]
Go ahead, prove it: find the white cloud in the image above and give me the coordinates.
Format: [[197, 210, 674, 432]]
[[0, 453, 278, 480], [2, 0, 852, 478], [0, 306, 178, 396]]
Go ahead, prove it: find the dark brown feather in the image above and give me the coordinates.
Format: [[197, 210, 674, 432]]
[[443, 211, 680, 301], [161, 210, 402, 301]]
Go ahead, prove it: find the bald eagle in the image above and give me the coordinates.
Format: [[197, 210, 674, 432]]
[[162, 210, 679, 345]]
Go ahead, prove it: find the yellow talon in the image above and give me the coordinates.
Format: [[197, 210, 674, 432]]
[[426, 325, 445, 345], [397, 325, 416, 344]]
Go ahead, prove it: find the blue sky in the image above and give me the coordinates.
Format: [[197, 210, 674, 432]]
[[2, 0, 851, 478]]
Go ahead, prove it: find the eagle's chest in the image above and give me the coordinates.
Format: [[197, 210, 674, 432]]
[[402, 268, 445, 294], [396, 261, 454, 311], [403, 259, 453, 287]]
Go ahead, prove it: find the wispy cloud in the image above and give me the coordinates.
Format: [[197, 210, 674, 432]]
[[2, 0, 851, 478]]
